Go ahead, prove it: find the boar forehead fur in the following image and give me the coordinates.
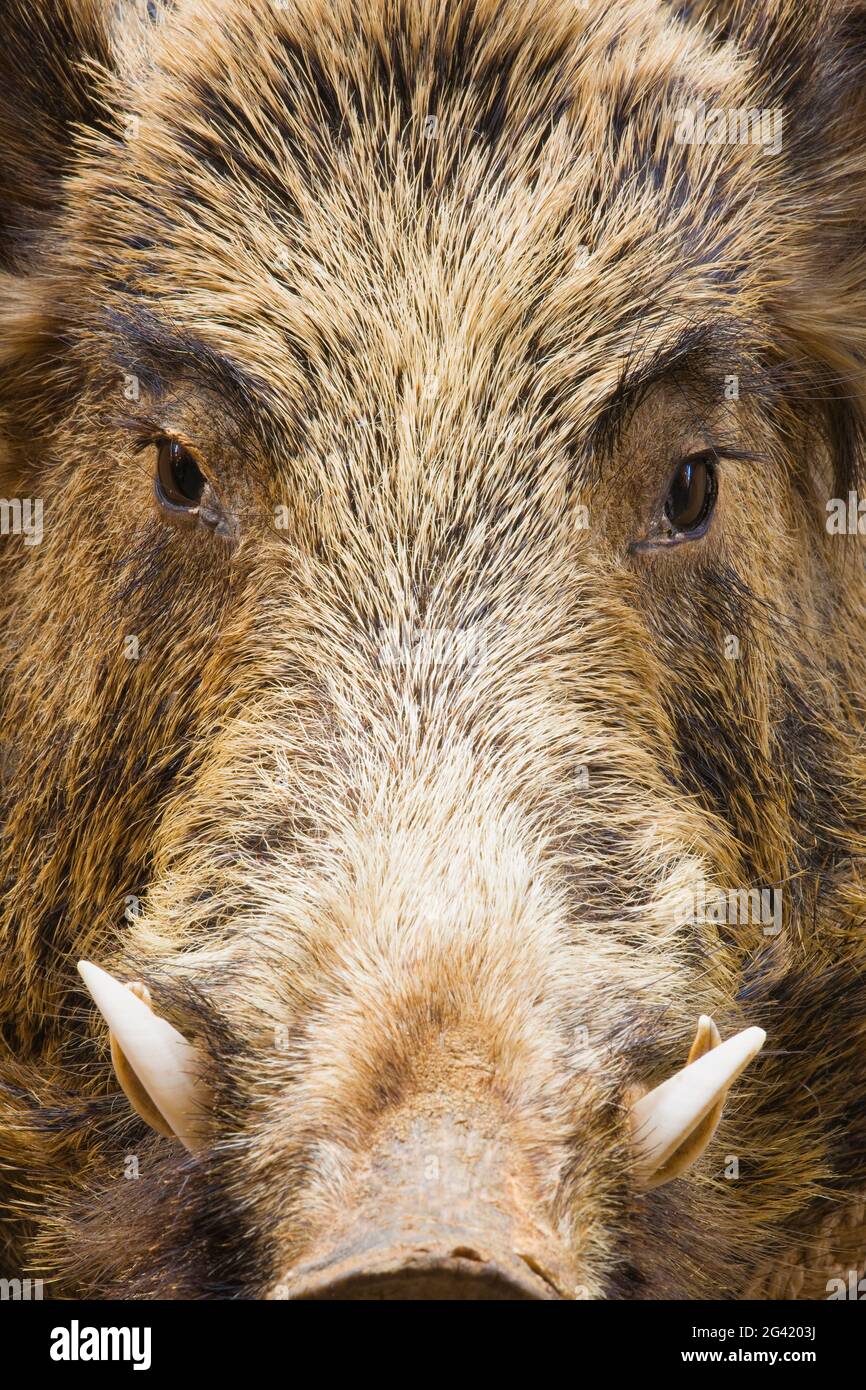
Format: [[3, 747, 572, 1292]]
[[1, 0, 866, 1298]]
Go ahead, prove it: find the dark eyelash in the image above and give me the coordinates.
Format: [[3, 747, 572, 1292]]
[[712, 447, 767, 465], [110, 411, 166, 453], [131, 434, 161, 457]]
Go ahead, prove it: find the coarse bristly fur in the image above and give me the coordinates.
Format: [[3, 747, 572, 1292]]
[[0, 0, 865, 1300]]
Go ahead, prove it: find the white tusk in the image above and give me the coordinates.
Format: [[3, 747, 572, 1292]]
[[631, 1023, 765, 1189], [109, 981, 176, 1140], [643, 1014, 725, 1188], [78, 960, 206, 1151], [687, 1014, 722, 1065]]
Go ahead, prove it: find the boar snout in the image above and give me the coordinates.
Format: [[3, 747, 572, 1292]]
[[268, 1113, 572, 1301]]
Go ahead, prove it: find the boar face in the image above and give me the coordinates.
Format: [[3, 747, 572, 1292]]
[[1, 0, 866, 1299]]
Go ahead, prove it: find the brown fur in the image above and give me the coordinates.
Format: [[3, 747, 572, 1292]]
[[1, 0, 866, 1298]]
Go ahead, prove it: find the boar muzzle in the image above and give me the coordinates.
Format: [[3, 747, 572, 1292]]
[[268, 1022, 765, 1299], [268, 1113, 573, 1300], [77, 961, 767, 1298]]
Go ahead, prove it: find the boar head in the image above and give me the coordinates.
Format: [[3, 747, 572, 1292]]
[[1, 0, 866, 1299]]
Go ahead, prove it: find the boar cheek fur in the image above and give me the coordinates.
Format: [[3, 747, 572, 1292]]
[[0, 0, 865, 1297]]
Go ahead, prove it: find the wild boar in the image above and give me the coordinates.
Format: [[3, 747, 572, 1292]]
[[1, 0, 865, 1300]]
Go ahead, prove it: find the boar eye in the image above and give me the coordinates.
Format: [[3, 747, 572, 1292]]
[[664, 452, 717, 534], [155, 439, 206, 510]]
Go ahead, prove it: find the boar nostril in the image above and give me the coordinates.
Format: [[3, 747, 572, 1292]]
[[277, 1248, 563, 1300]]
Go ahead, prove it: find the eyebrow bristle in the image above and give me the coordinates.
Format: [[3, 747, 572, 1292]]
[[102, 304, 280, 448], [583, 318, 766, 468]]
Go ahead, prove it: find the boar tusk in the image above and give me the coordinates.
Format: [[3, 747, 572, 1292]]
[[631, 1022, 765, 1190], [687, 1013, 722, 1064], [110, 980, 176, 1141], [645, 1014, 724, 1188], [78, 960, 206, 1151]]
